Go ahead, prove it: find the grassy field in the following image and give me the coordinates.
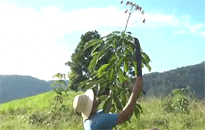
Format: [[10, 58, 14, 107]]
[[0, 90, 204, 130]]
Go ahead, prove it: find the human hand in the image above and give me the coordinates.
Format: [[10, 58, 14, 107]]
[[136, 76, 143, 86], [133, 77, 143, 92]]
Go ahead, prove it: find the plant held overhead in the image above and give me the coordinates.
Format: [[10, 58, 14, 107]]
[[81, 0, 151, 124]]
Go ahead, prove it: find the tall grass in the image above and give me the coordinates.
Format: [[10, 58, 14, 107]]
[[0, 90, 204, 130], [129, 96, 205, 130]]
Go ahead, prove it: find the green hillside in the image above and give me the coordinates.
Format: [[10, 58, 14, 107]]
[[0, 75, 53, 104], [0, 90, 204, 130], [0, 75, 69, 104], [1, 61, 204, 105], [142, 61, 205, 98]]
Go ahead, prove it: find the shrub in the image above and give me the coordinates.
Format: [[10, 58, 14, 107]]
[[163, 87, 191, 114]]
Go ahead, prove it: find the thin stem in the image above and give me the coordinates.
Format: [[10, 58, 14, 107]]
[[124, 12, 131, 32], [124, 5, 134, 32]]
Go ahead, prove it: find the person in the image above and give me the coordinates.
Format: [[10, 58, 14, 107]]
[[73, 77, 143, 130]]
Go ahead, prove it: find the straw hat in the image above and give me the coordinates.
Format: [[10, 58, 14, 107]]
[[73, 89, 94, 121]]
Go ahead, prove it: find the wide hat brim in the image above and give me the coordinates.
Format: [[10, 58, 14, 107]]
[[77, 89, 94, 122]]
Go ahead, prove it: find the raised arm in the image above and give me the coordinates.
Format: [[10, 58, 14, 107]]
[[117, 77, 143, 124]]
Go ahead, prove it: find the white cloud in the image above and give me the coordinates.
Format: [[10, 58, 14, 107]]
[[190, 24, 204, 33], [144, 13, 205, 36], [173, 30, 187, 34], [0, 2, 204, 80], [173, 15, 205, 34], [144, 13, 179, 27], [0, 2, 128, 80], [0, 2, 72, 81]]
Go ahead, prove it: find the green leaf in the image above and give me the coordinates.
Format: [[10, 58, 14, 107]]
[[112, 31, 121, 34], [84, 80, 99, 89], [53, 73, 66, 79], [91, 43, 101, 54], [118, 69, 125, 83], [136, 103, 143, 113], [121, 31, 126, 38], [98, 85, 105, 95], [125, 48, 130, 55], [79, 79, 89, 88], [109, 68, 115, 81], [127, 43, 134, 53], [91, 52, 98, 56], [114, 96, 123, 111], [117, 68, 129, 83], [141, 56, 151, 72], [103, 96, 112, 113], [132, 60, 138, 76], [110, 104, 115, 113], [88, 55, 98, 72], [90, 71, 98, 78], [134, 106, 140, 119], [101, 41, 112, 52], [98, 95, 108, 104], [117, 57, 124, 67], [142, 52, 151, 63], [98, 49, 108, 60], [108, 54, 117, 66], [89, 49, 109, 73], [141, 63, 144, 68], [84, 39, 103, 50], [125, 35, 134, 42], [98, 64, 110, 78], [124, 58, 128, 73], [146, 64, 151, 72], [120, 91, 127, 107], [112, 38, 117, 48]]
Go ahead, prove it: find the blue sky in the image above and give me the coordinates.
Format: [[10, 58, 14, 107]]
[[0, 0, 204, 81]]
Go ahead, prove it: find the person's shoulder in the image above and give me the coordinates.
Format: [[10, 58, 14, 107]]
[[94, 110, 119, 129], [97, 109, 118, 114]]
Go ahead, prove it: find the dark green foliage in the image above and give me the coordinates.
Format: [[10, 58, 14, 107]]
[[51, 80, 68, 95], [51, 73, 69, 95], [171, 88, 190, 113], [65, 30, 110, 92], [163, 87, 191, 114], [142, 61, 205, 98], [103, 96, 112, 113]]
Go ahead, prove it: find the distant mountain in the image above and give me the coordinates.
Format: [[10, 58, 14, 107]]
[[142, 61, 205, 98], [0, 75, 55, 104], [0, 61, 204, 104]]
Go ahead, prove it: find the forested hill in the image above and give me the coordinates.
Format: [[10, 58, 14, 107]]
[[0, 61, 204, 104], [142, 61, 205, 98], [0, 75, 54, 104]]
